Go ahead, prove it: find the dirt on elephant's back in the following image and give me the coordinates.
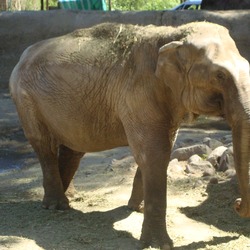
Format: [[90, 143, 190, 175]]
[[70, 23, 173, 65], [71, 23, 138, 63]]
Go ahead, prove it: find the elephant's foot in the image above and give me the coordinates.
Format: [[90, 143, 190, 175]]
[[234, 198, 250, 217], [65, 182, 77, 198], [140, 223, 173, 250], [141, 235, 173, 250], [42, 194, 70, 210], [128, 200, 144, 213]]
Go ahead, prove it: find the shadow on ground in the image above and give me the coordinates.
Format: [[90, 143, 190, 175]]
[[179, 178, 250, 238], [0, 202, 139, 250], [0, 128, 37, 173], [175, 236, 240, 250]]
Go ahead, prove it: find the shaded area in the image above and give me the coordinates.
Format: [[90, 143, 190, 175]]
[[0, 90, 37, 173], [0, 128, 37, 173], [179, 178, 250, 236], [182, 116, 230, 131], [0, 202, 138, 250], [175, 236, 240, 250]]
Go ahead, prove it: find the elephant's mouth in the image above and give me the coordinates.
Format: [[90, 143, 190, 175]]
[[200, 92, 225, 118], [184, 89, 226, 118], [213, 93, 227, 118]]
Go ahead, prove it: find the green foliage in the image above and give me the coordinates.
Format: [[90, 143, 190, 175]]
[[7, 0, 180, 11], [110, 0, 180, 10], [50, 0, 59, 7]]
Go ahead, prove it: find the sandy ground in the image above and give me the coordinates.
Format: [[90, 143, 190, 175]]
[[0, 89, 250, 250]]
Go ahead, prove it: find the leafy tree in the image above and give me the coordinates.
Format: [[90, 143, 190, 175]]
[[110, 0, 180, 10], [7, 0, 180, 11]]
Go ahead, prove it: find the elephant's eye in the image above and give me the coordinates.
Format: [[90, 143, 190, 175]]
[[216, 70, 226, 81]]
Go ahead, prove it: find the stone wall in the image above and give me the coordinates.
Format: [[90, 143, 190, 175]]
[[0, 10, 249, 88]]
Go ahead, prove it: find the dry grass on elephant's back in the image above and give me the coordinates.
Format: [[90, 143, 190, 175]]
[[71, 23, 139, 63], [71, 23, 176, 64], [70, 22, 202, 65]]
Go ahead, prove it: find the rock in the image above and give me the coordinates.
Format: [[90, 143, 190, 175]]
[[218, 146, 234, 171], [171, 144, 212, 161], [209, 177, 219, 184], [185, 164, 193, 174], [169, 158, 178, 165], [218, 158, 228, 172], [224, 169, 236, 179], [187, 154, 202, 164], [228, 145, 234, 156], [225, 142, 233, 147], [168, 159, 184, 178], [186, 160, 214, 176], [193, 179, 204, 188], [168, 164, 183, 173], [188, 154, 216, 177], [222, 134, 233, 144], [207, 146, 228, 167], [203, 137, 223, 150], [189, 160, 213, 170], [203, 164, 216, 176]]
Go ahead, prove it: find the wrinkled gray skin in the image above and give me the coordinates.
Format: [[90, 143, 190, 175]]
[[9, 22, 250, 249]]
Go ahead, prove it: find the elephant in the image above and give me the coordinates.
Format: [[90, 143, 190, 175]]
[[9, 22, 250, 249], [201, 0, 250, 10]]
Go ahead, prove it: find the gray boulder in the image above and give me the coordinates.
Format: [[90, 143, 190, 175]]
[[187, 154, 202, 164], [168, 158, 184, 178], [171, 144, 212, 161], [222, 134, 233, 144], [207, 146, 228, 167], [203, 137, 224, 150], [218, 146, 234, 171], [188, 160, 214, 176]]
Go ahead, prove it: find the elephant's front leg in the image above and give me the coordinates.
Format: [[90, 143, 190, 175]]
[[127, 130, 174, 249], [139, 154, 173, 250]]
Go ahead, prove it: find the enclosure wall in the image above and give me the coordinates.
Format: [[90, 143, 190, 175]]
[[0, 10, 249, 88]]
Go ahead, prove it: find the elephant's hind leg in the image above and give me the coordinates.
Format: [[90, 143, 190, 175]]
[[128, 166, 144, 212], [58, 145, 84, 197], [15, 95, 69, 210], [28, 129, 69, 210]]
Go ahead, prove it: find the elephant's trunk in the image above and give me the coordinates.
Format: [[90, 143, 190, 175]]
[[227, 79, 250, 218], [232, 121, 250, 217]]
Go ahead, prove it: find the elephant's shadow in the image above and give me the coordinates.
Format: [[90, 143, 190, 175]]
[[176, 177, 250, 249], [1, 178, 249, 250], [0, 202, 140, 250]]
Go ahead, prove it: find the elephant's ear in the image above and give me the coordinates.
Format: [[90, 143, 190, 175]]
[[158, 41, 183, 53], [155, 41, 185, 80], [155, 40, 191, 100], [155, 41, 198, 121]]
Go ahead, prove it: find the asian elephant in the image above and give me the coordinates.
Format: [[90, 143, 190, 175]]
[[9, 22, 250, 250]]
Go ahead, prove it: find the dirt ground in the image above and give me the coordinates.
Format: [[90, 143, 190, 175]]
[[0, 89, 250, 250]]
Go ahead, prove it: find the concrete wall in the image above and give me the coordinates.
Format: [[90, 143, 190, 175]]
[[0, 10, 249, 88]]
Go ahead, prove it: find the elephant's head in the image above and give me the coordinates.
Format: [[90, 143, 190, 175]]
[[156, 23, 250, 217]]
